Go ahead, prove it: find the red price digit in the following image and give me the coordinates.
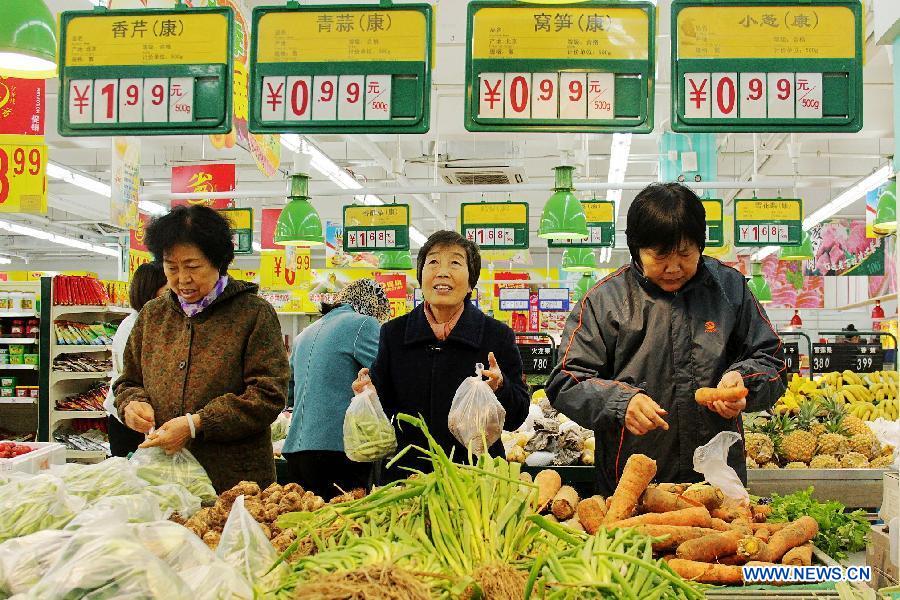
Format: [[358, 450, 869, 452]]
[[568, 79, 583, 101], [291, 80, 309, 116], [125, 84, 139, 106], [28, 149, 40, 176], [539, 78, 554, 101], [346, 81, 360, 104], [510, 76, 528, 113], [320, 80, 334, 102], [716, 77, 736, 115], [151, 84, 165, 106], [0, 149, 8, 204], [747, 78, 763, 101], [777, 78, 791, 100], [100, 83, 115, 119], [12, 147, 25, 175]]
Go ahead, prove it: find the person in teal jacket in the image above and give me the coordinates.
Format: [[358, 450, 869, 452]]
[[282, 279, 391, 497]]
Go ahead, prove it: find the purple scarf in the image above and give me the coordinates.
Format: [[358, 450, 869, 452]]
[[178, 276, 229, 318]]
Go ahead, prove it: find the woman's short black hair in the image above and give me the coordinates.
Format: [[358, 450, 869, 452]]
[[145, 205, 235, 275], [416, 230, 481, 300], [625, 183, 706, 264], [129, 261, 167, 312]]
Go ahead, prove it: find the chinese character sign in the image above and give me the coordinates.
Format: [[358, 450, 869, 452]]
[[0, 78, 45, 136], [111, 137, 140, 229], [804, 219, 884, 277], [171, 163, 235, 208]]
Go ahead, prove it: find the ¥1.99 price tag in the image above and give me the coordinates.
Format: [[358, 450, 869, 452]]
[[0, 140, 47, 214]]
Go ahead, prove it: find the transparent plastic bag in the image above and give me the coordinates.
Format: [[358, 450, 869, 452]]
[[216, 495, 289, 590], [447, 363, 506, 454], [51, 457, 147, 501], [144, 483, 202, 519], [131, 521, 216, 572], [693, 431, 750, 504], [130, 446, 217, 503], [179, 561, 255, 600], [66, 493, 164, 528], [343, 389, 397, 462], [0, 529, 74, 596], [0, 474, 85, 542]]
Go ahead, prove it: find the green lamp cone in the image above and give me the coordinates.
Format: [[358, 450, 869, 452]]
[[561, 248, 596, 272], [0, 0, 57, 78], [779, 231, 814, 261], [274, 174, 324, 246], [874, 180, 897, 236], [377, 250, 413, 270], [538, 166, 589, 240], [572, 273, 597, 302], [747, 263, 772, 303]]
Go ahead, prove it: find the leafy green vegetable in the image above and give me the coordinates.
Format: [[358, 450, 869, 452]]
[[0, 475, 84, 542], [767, 487, 869, 561]]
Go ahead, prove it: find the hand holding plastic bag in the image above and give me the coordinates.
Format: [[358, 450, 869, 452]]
[[130, 446, 217, 503], [343, 389, 397, 462], [693, 431, 749, 504], [448, 363, 506, 454]]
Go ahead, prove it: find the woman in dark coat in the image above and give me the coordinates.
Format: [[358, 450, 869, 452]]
[[353, 230, 529, 479]]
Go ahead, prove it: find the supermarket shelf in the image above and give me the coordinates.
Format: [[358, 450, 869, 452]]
[[0, 397, 36, 404], [51, 371, 112, 384], [51, 409, 107, 421], [0, 364, 38, 370], [0, 312, 38, 318], [65, 449, 107, 461], [52, 305, 130, 319], [52, 344, 112, 355], [0, 338, 37, 344], [833, 293, 898, 312]]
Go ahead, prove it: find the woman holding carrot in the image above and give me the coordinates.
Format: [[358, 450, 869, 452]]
[[546, 183, 786, 495]]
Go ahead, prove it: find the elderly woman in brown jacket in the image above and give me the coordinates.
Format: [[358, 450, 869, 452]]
[[114, 205, 289, 492]]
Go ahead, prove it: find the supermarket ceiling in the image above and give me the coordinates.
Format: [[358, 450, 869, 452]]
[[10, 0, 895, 264]]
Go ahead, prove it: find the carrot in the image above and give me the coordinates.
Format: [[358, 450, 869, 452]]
[[754, 527, 771, 543], [752, 504, 773, 522], [782, 543, 813, 566], [576, 497, 606, 534], [603, 454, 657, 524], [675, 528, 745, 562], [641, 487, 697, 513], [666, 559, 744, 585], [752, 521, 787, 533], [759, 517, 818, 562], [682, 486, 725, 511], [711, 503, 753, 523], [551, 486, 579, 521], [709, 518, 732, 532], [634, 526, 723, 551], [695, 386, 749, 407], [736, 534, 766, 560], [611, 506, 711, 529], [535, 469, 562, 513], [717, 554, 748, 566]]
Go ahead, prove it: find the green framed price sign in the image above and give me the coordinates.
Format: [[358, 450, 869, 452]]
[[464, 1, 655, 133], [249, 3, 432, 134], [734, 199, 802, 246], [220, 208, 253, 255], [460, 202, 530, 249], [671, 0, 863, 133], [58, 6, 233, 136], [703, 199, 725, 248], [549, 201, 615, 248], [343, 204, 410, 252]]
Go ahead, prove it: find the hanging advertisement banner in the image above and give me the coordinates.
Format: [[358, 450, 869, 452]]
[[804, 219, 885, 277], [0, 78, 45, 136], [324, 220, 379, 268], [730, 255, 823, 308], [170, 163, 235, 208], [0, 135, 47, 214], [128, 212, 154, 277], [111, 137, 140, 229], [261, 207, 281, 250]]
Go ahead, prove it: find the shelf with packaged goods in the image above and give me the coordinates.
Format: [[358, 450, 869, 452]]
[[0, 338, 38, 344], [51, 305, 130, 320], [51, 371, 112, 384], [51, 344, 112, 357], [51, 409, 107, 422], [0, 364, 38, 370], [0, 397, 36, 404], [0, 312, 38, 318]]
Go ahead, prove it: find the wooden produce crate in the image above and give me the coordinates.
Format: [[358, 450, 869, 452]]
[[748, 468, 890, 510]]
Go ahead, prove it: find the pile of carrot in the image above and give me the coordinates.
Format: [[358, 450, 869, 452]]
[[533, 454, 821, 586]]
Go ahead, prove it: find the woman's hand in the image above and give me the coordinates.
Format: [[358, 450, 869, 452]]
[[482, 352, 504, 392], [124, 401, 155, 434], [625, 393, 669, 436], [139, 414, 201, 455], [352, 368, 375, 395], [712, 370, 747, 419]]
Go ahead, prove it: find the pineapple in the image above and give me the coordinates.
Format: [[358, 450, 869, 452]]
[[762, 462, 781, 469], [796, 399, 819, 432], [840, 452, 869, 468], [816, 405, 850, 457], [849, 433, 880, 460], [809, 421, 826, 438], [810, 454, 840, 469], [841, 414, 869, 437], [785, 462, 807, 469], [744, 418, 775, 465], [746, 457, 759, 469], [870, 455, 894, 469], [780, 414, 816, 464]]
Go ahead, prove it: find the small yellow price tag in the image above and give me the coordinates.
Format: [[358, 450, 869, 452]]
[[0, 140, 47, 214]]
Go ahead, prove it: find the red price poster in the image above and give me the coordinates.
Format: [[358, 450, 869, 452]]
[[128, 212, 154, 277], [261, 207, 281, 250], [171, 163, 235, 208], [528, 293, 539, 332], [375, 273, 407, 300], [0, 78, 45, 135]]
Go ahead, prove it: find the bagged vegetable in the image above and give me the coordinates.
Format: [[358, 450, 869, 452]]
[[66, 493, 164, 528], [0, 474, 84, 542], [343, 389, 397, 462], [447, 363, 506, 454], [131, 521, 216, 571], [216, 495, 288, 590], [51, 457, 147, 501], [0, 529, 74, 596], [179, 561, 254, 600], [144, 483, 202, 518], [131, 447, 217, 503], [271, 411, 291, 442]]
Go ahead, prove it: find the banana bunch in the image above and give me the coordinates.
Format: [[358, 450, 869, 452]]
[[848, 399, 898, 421], [776, 371, 899, 420]]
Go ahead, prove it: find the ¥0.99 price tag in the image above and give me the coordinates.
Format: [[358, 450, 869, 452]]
[[0, 141, 47, 213]]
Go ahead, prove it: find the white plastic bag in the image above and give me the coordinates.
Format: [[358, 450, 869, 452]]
[[343, 389, 397, 462], [0, 474, 85, 542], [51, 457, 147, 501], [179, 561, 255, 600], [143, 483, 202, 518], [216, 495, 288, 590], [0, 529, 74, 596], [693, 431, 750, 504], [131, 521, 217, 572], [448, 363, 506, 454], [130, 446, 217, 503]]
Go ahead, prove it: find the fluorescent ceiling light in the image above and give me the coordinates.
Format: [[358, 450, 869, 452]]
[[409, 226, 427, 247], [282, 134, 384, 207], [0, 256, 11, 265], [0, 219, 118, 257], [606, 133, 632, 216], [47, 162, 111, 197], [138, 201, 167, 216]]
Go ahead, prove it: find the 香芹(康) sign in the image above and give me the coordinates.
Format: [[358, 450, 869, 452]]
[[734, 198, 802, 247], [460, 202, 529, 250]]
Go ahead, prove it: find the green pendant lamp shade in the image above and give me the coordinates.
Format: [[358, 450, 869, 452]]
[[873, 179, 897, 236], [747, 262, 772, 303], [561, 248, 596, 272], [572, 273, 597, 303], [377, 250, 413, 270], [779, 230, 814, 261], [274, 173, 324, 246], [538, 166, 589, 240], [0, 0, 57, 78]]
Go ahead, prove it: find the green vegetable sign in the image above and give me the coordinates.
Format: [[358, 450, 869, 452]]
[[733, 198, 802, 247], [342, 204, 410, 252]]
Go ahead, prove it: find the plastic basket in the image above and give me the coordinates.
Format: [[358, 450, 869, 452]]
[[0, 442, 66, 474]]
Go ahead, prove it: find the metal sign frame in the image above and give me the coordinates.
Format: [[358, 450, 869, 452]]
[[733, 198, 803, 247], [702, 199, 725, 248], [342, 203, 411, 252], [460, 202, 530, 250]]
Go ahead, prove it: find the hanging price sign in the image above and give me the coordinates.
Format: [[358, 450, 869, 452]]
[[671, 1, 863, 133], [460, 202, 529, 249], [517, 343, 554, 375], [250, 4, 432, 134], [465, 1, 655, 133], [343, 204, 410, 252], [549, 201, 615, 248], [219, 208, 253, 255], [783, 342, 800, 374], [499, 287, 530, 312], [734, 198, 802, 247], [811, 343, 884, 374], [703, 199, 724, 247], [0, 138, 47, 214], [260, 249, 312, 290], [58, 6, 233, 136], [537, 288, 570, 312]]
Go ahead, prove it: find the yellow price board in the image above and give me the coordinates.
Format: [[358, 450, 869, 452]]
[[676, 6, 855, 60], [735, 199, 801, 222], [344, 205, 409, 227], [260, 249, 312, 291], [388, 298, 408, 320], [472, 7, 650, 61], [582, 202, 614, 223], [461, 202, 528, 225], [128, 249, 154, 278], [64, 12, 229, 67], [257, 10, 427, 63], [734, 198, 803, 247], [702, 200, 722, 220], [0, 138, 47, 214]]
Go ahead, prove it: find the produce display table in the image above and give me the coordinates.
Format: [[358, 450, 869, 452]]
[[748, 469, 890, 510]]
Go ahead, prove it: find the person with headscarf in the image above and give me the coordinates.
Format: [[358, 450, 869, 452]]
[[282, 278, 391, 496]]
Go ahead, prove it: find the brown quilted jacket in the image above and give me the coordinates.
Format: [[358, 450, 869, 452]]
[[114, 278, 289, 492]]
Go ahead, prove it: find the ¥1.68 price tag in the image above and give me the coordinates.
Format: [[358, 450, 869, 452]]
[[0, 140, 47, 214]]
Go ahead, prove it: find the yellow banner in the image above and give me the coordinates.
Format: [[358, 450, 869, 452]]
[[702, 200, 722, 221], [344, 205, 409, 227], [388, 298, 408, 320], [582, 202, 614, 223], [735, 200, 801, 222], [260, 249, 312, 291], [257, 10, 427, 63], [220, 208, 252, 230], [676, 6, 855, 59], [128, 249, 154, 278], [462, 203, 528, 225], [65, 12, 229, 67], [0, 138, 47, 214], [472, 7, 650, 60]]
